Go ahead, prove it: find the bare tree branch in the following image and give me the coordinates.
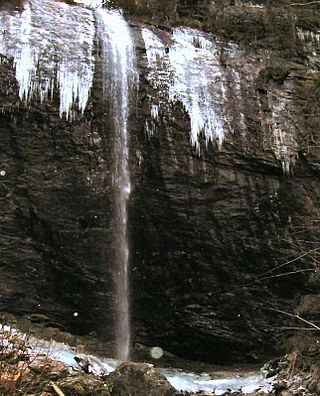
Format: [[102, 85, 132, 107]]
[[253, 247, 320, 278], [271, 308, 320, 331], [237, 268, 316, 287], [273, 326, 318, 331], [275, 1, 320, 9]]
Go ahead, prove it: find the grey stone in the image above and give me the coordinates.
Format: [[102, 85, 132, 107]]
[[108, 362, 176, 396]]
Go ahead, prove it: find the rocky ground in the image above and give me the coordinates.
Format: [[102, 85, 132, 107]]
[[0, 313, 272, 395], [0, 313, 318, 396]]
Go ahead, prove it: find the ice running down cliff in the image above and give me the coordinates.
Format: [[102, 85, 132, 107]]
[[0, 0, 96, 119], [0, 0, 225, 148], [141, 27, 226, 148], [0, 0, 297, 168]]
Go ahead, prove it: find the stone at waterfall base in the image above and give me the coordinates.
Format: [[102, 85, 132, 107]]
[[107, 361, 176, 396]]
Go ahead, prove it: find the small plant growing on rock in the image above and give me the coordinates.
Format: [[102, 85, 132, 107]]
[[103, 377, 114, 393]]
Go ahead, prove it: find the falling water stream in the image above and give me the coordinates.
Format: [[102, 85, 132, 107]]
[[96, 7, 137, 362]]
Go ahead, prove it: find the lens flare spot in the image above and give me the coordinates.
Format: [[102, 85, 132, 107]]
[[150, 346, 163, 359]]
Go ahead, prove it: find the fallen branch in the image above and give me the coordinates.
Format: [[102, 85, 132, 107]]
[[50, 382, 66, 396]]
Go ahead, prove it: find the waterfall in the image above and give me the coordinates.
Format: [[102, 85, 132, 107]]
[[96, 8, 137, 361], [0, 0, 136, 361]]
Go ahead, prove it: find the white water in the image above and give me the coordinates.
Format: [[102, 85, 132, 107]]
[[0, 0, 95, 119], [96, 8, 137, 361]]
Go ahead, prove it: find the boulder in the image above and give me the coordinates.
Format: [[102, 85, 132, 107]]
[[107, 362, 176, 396]]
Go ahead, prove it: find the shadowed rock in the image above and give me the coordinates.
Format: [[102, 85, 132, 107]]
[[108, 362, 176, 396]]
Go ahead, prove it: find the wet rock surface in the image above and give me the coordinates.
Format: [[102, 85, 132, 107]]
[[0, 0, 319, 366]]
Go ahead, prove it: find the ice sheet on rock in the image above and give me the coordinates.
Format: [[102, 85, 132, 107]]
[[297, 29, 320, 69], [0, 0, 95, 119], [169, 28, 225, 148], [161, 368, 273, 395], [0, 2, 33, 102], [267, 89, 298, 174], [74, 0, 107, 9], [141, 27, 170, 87], [30, 336, 273, 395], [0, 324, 274, 395], [40, 338, 273, 394], [142, 26, 225, 147], [141, 28, 171, 136], [297, 29, 320, 48]]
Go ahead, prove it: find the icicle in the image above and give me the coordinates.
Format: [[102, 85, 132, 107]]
[[168, 28, 225, 149], [0, 0, 96, 119], [142, 27, 225, 148]]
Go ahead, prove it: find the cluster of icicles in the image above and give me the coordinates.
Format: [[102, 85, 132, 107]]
[[0, 0, 226, 147], [0, 0, 101, 120], [0, 0, 299, 170]]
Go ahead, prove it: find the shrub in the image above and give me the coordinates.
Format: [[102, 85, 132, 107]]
[[0, 323, 53, 395]]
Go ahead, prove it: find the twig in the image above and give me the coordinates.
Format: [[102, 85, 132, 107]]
[[273, 326, 318, 331], [257, 268, 315, 282], [237, 268, 315, 287], [271, 308, 320, 331], [254, 247, 320, 278], [275, 1, 320, 9], [50, 382, 66, 396]]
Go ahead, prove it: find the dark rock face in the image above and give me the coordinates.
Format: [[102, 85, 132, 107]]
[[108, 362, 176, 396], [128, 24, 320, 363], [0, 56, 115, 339], [0, 0, 320, 364]]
